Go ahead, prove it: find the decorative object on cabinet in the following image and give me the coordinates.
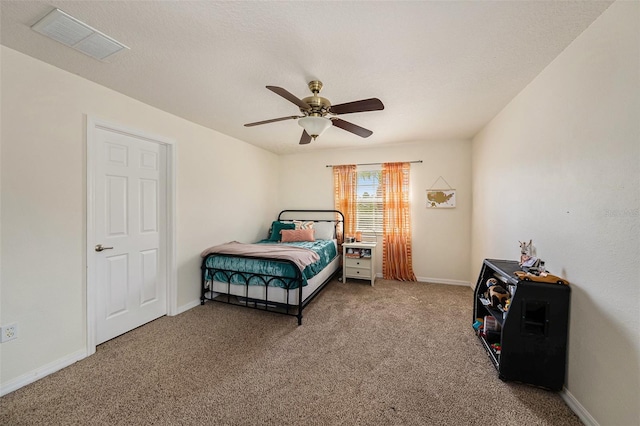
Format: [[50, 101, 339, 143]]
[[514, 270, 569, 286], [473, 259, 570, 391], [519, 240, 534, 264]]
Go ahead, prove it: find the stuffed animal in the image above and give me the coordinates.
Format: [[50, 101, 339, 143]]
[[519, 240, 543, 271], [485, 278, 510, 309], [519, 240, 533, 265]]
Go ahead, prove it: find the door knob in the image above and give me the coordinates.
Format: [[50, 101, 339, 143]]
[[95, 244, 114, 252]]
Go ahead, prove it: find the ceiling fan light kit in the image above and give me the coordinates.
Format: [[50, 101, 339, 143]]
[[245, 80, 384, 145], [298, 116, 332, 139]]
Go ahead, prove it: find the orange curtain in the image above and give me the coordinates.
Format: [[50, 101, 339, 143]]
[[333, 165, 357, 242], [382, 162, 416, 281]]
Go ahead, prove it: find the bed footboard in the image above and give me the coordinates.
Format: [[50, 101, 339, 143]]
[[201, 253, 336, 325], [200, 209, 344, 325]]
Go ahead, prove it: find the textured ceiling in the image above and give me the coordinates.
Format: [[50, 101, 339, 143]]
[[1, 1, 612, 154]]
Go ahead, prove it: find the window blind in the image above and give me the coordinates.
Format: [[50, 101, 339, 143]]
[[356, 169, 383, 233]]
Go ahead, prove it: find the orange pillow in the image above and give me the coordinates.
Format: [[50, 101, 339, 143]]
[[280, 228, 315, 242]]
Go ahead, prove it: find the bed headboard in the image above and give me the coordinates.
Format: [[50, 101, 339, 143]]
[[277, 209, 345, 243]]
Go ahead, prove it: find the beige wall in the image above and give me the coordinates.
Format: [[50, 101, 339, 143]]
[[471, 2, 639, 425], [2, 2, 637, 423], [0, 46, 279, 389], [278, 141, 472, 284]]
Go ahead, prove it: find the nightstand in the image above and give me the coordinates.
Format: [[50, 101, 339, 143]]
[[342, 241, 377, 286]]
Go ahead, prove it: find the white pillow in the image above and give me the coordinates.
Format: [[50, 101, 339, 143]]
[[293, 220, 314, 230], [313, 221, 335, 240]]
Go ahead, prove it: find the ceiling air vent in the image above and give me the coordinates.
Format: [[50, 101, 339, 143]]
[[31, 8, 129, 61]]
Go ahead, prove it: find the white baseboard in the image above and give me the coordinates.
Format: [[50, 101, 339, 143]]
[[0, 348, 86, 397], [374, 273, 470, 286], [415, 276, 471, 287], [1, 297, 202, 396], [561, 388, 599, 426], [175, 299, 202, 315]]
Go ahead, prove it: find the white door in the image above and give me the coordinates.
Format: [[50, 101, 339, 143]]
[[93, 127, 167, 344]]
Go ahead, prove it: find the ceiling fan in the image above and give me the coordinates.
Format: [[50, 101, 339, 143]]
[[244, 80, 384, 145]]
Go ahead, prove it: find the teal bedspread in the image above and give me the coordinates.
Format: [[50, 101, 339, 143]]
[[203, 239, 337, 289]]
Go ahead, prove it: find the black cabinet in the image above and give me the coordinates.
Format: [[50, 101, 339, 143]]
[[473, 259, 570, 390]]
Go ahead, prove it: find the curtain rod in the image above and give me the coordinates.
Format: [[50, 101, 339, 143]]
[[325, 160, 423, 168]]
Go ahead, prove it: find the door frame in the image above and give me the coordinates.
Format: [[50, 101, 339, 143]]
[[86, 116, 177, 356]]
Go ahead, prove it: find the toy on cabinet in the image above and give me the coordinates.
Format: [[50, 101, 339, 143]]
[[519, 240, 548, 274], [484, 277, 510, 310], [515, 270, 569, 285]]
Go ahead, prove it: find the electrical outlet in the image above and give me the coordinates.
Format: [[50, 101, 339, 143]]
[[1, 323, 18, 343]]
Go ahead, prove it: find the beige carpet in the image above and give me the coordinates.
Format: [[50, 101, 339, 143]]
[[1, 279, 581, 425]]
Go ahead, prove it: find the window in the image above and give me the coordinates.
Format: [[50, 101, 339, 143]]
[[356, 167, 382, 233]]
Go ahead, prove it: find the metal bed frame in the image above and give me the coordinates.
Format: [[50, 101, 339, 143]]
[[200, 209, 344, 325]]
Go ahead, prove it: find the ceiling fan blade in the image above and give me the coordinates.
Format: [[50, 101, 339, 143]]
[[244, 116, 301, 127], [266, 86, 311, 110], [331, 118, 373, 138], [330, 98, 384, 115], [299, 130, 312, 145]]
